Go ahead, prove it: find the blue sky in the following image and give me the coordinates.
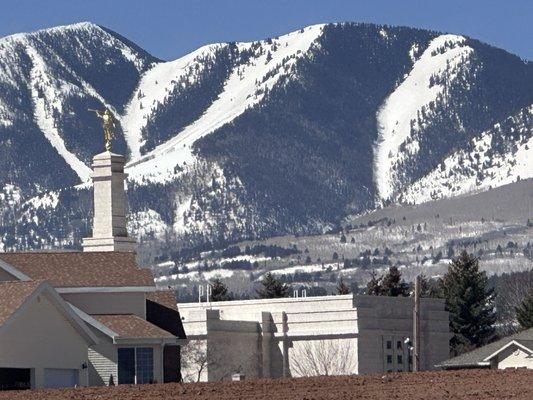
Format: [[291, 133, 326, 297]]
[[2, 0, 532, 60]]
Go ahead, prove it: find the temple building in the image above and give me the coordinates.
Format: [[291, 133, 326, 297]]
[[0, 148, 186, 390], [179, 292, 451, 381]]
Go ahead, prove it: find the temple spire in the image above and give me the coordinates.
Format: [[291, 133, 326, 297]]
[[82, 151, 136, 252]]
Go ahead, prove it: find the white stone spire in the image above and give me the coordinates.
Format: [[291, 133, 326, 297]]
[[82, 151, 136, 252]]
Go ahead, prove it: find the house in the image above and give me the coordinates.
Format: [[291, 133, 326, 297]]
[[0, 280, 97, 389], [438, 328, 533, 370], [179, 294, 451, 381], [0, 150, 186, 389]]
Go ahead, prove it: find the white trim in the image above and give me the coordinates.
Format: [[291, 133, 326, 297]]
[[57, 286, 156, 294], [483, 340, 533, 362], [69, 303, 119, 339], [0, 258, 32, 281]]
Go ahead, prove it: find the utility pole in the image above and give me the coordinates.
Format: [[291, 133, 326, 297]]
[[413, 275, 421, 372], [282, 311, 289, 378]]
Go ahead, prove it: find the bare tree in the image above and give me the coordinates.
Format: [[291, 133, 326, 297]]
[[181, 339, 251, 382], [289, 339, 357, 377], [180, 340, 218, 382], [497, 270, 533, 334]]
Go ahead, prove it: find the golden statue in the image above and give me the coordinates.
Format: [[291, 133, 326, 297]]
[[89, 108, 115, 151]]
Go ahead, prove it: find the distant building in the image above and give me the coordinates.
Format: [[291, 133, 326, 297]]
[[179, 294, 451, 381], [439, 328, 533, 370], [0, 150, 186, 390]]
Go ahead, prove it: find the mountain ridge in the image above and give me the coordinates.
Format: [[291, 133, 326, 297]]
[[0, 21, 531, 257]]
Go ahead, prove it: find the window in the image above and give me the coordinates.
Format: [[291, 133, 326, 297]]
[[397, 341, 402, 350], [387, 355, 392, 364], [136, 348, 154, 384], [397, 355, 403, 364], [118, 348, 135, 384], [118, 347, 154, 384], [386, 341, 392, 350]]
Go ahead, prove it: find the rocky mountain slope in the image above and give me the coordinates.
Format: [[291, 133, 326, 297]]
[[0, 22, 531, 255]]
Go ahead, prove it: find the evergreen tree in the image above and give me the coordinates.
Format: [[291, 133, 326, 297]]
[[257, 272, 291, 298], [379, 266, 410, 297], [516, 289, 533, 329], [337, 278, 350, 295], [418, 274, 442, 298], [442, 251, 496, 354], [366, 270, 381, 295], [210, 278, 231, 302]]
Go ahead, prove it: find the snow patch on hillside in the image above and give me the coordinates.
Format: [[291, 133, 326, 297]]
[[26, 45, 92, 182], [400, 106, 533, 204], [24, 191, 59, 210], [374, 35, 473, 201], [126, 24, 325, 183], [127, 209, 168, 239], [121, 44, 224, 159]]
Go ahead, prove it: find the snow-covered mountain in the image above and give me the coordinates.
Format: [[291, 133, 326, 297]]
[[0, 22, 531, 255]]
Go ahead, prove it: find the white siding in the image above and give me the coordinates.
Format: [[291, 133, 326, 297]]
[[88, 336, 118, 386], [498, 346, 533, 369]]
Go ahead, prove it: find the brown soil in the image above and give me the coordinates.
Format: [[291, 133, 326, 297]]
[[1, 369, 532, 400]]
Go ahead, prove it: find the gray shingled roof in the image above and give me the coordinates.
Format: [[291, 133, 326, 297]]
[[438, 328, 533, 368]]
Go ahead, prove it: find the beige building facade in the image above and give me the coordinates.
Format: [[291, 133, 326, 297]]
[[0, 281, 97, 389], [0, 150, 186, 390], [179, 294, 451, 381]]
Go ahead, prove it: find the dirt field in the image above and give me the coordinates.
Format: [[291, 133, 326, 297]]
[[1, 369, 532, 400]]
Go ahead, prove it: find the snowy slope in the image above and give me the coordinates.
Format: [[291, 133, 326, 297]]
[[121, 44, 224, 159], [25, 45, 93, 182], [1, 21, 532, 256], [0, 22, 155, 187], [126, 24, 325, 183], [374, 35, 474, 201], [399, 105, 533, 204]]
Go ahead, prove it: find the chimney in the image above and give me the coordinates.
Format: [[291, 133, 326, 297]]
[[82, 151, 136, 252]]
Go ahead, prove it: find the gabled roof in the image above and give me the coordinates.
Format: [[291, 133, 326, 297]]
[[92, 314, 177, 340], [438, 328, 533, 369], [0, 252, 154, 289], [0, 280, 42, 326], [0, 280, 98, 345], [146, 290, 179, 311], [70, 304, 180, 344], [483, 339, 533, 362]]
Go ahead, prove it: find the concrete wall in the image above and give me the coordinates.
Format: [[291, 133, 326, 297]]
[[181, 310, 261, 382], [497, 346, 533, 369], [180, 294, 450, 381], [288, 338, 358, 377], [0, 295, 89, 388], [180, 295, 354, 324], [206, 317, 261, 381], [61, 292, 146, 318], [354, 296, 451, 373]]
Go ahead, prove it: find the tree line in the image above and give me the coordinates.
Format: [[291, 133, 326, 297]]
[[206, 250, 533, 357]]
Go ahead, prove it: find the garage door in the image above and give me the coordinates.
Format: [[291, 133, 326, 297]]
[[43, 368, 79, 389]]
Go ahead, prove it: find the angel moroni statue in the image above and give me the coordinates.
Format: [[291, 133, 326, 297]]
[[83, 107, 136, 252], [89, 108, 115, 151]]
